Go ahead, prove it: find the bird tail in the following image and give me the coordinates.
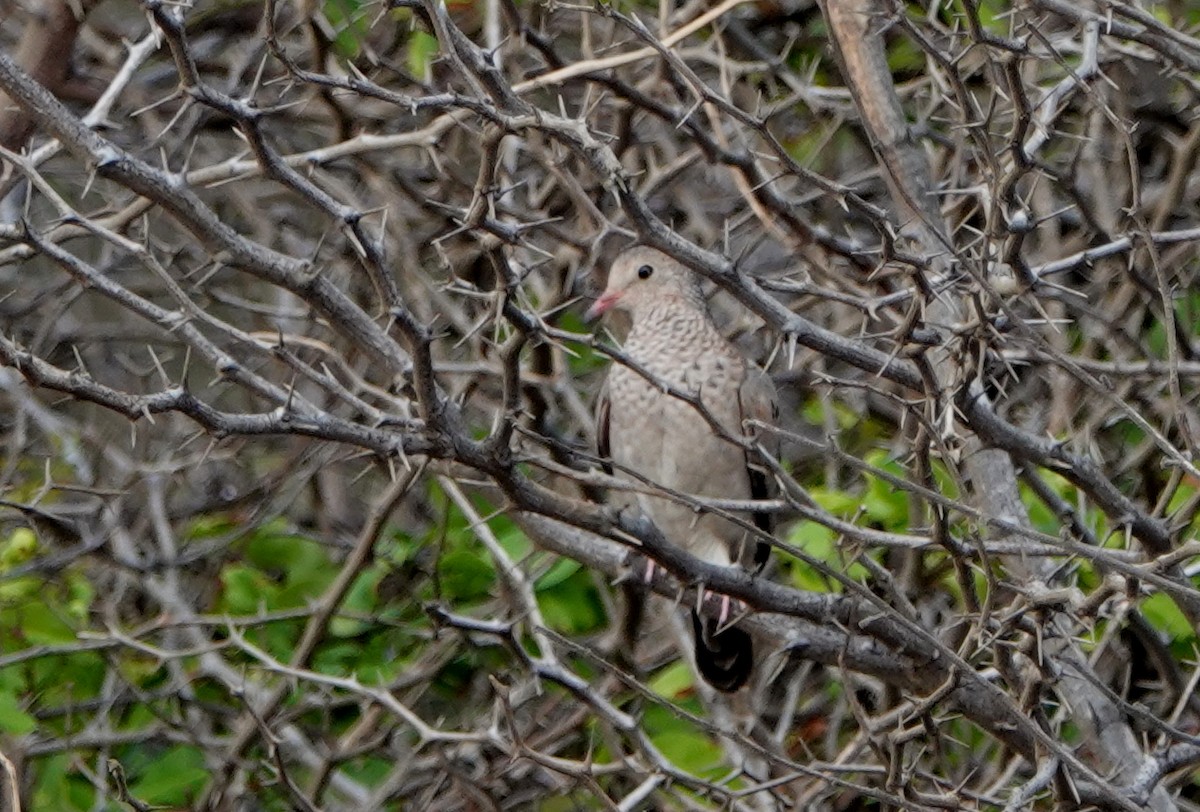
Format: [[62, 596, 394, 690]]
[[615, 583, 646, 678], [691, 612, 753, 692]]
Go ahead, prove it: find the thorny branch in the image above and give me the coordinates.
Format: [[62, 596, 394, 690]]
[[3, 0, 1200, 809]]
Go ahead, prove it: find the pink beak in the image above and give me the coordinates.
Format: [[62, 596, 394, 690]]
[[585, 291, 622, 322]]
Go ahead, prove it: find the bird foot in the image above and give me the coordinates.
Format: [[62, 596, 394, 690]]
[[698, 589, 749, 632]]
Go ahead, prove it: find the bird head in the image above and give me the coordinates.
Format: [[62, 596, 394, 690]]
[[585, 246, 705, 321]]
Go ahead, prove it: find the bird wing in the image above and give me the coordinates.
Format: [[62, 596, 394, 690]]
[[737, 363, 778, 570], [595, 379, 614, 476]]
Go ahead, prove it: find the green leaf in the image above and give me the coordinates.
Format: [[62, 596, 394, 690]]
[[0, 527, 37, 569], [407, 31, 439, 80], [313, 640, 369, 675], [184, 514, 237, 541], [538, 569, 604, 634], [886, 34, 923, 73], [0, 691, 36, 734], [127, 746, 208, 805], [0, 574, 40, 603], [861, 450, 909, 529], [807, 487, 861, 515], [1142, 593, 1193, 643], [12, 601, 76, 645], [497, 523, 533, 561], [1167, 478, 1200, 529], [647, 660, 694, 698], [330, 566, 383, 637], [244, 526, 329, 585], [316, 633, 405, 682], [786, 521, 839, 593], [644, 705, 723, 775], [32, 754, 91, 812], [381, 532, 419, 565], [536, 557, 580, 590], [64, 573, 94, 622], [224, 526, 336, 612], [219, 566, 275, 614], [968, 0, 1008, 33], [439, 549, 495, 601], [800, 395, 859, 431], [325, 0, 369, 58]]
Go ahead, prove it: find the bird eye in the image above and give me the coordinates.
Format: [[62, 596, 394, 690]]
[[637, 264, 654, 280]]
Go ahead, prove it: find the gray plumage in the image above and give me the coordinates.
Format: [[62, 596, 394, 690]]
[[591, 246, 776, 692]]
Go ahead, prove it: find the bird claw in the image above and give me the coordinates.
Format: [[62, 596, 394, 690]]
[[718, 593, 732, 626], [698, 589, 749, 632]]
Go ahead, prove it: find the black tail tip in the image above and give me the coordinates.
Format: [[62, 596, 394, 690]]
[[691, 613, 754, 693]]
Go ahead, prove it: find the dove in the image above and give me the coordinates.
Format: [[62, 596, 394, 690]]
[[589, 245, 776, 692]]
